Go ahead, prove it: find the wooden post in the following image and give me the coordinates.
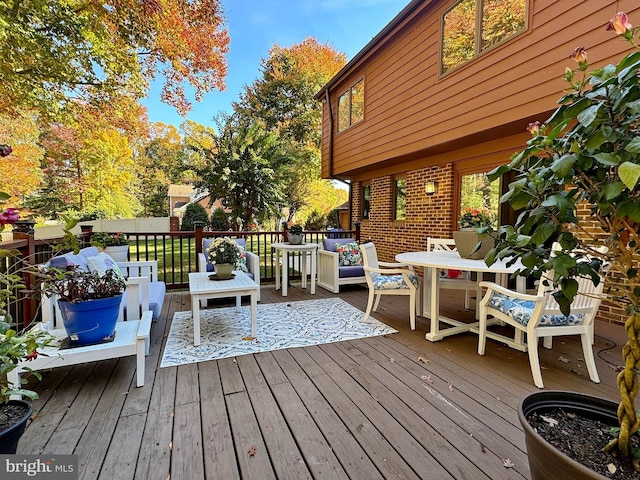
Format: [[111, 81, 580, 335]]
[[13, 225, 36, 329], [354, 222, 361, 242], [282, 221, 289, 243]]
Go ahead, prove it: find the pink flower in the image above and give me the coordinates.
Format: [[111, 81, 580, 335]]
[[527, 121, 542, 135], [0, 208, 19, 225], [0, 145, 11, 157], [569, 46, 587, 66], [607, 12, 632, 35]]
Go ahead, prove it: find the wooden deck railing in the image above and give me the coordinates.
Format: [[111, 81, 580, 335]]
[[2, 224, 360, 328]]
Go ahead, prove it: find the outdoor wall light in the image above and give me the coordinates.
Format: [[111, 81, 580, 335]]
[[424, 180, 439, 195]]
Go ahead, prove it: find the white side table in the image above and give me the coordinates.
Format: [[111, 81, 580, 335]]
[[272, 242, 319, 296]]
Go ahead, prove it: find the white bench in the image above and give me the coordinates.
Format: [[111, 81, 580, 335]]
[[9, 278, 153, 397]]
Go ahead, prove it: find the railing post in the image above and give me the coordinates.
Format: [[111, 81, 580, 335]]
[[194, 222, 204, 256], [282, 221, 289, 243], [354, 222, 361, 242], [13, 222, 36, 329]]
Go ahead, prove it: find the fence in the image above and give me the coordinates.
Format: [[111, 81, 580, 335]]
[[1, 224, 360, 328]]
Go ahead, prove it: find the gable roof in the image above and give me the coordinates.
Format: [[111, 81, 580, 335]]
[[315, 0, 428, 99]]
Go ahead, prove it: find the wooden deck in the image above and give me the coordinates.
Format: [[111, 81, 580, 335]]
[[17, 282, 627, 480]]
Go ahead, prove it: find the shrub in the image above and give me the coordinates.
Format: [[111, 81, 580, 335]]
[[181, 203, 209, 231]]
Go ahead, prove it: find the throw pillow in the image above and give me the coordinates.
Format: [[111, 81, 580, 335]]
[[235, 245, 248, 272], [337, 242, 363, 266], [86, 252, 124, 278]]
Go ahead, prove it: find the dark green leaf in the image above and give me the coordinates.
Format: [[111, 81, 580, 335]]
[[531, 222, 557, 244], [551, 154, 575, 177], [625, 138, 640, 154], [593, 153, 620, 166], [576, 103, 601, 127]]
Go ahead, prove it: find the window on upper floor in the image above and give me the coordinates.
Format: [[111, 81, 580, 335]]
[[337, 79, 364, 132], [394, 177, 407, 221], [441, 0, 527, 75], [361, 184, 371, 220]]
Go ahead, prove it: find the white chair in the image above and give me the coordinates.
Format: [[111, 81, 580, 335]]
[[360, 242, 420, 330], [427, 237, 482, 313], [477, 269, 607, 389]]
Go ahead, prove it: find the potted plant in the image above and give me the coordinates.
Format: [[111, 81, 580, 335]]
[[287, 223, 304, 245], [37, 268, 126, 346], [90, 231, 129, 261], [205, 236, 241, 279], [453, 207, 495, 259], [0, 178, 53, 453], [487, 12, 640, 478]]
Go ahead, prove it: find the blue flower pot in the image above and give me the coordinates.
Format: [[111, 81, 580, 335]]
[[57, 295, 123, 346]]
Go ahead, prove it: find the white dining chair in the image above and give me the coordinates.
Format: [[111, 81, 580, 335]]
[[477, 268, 607, 389], [360, 242, 420, 330], [427, 237, 482, 313]]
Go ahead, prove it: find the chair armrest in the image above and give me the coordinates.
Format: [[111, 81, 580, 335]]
[[245, 251, 260, 284], [198, 253, 208, 272], [364, 266, 414, 275], [479, 281, 541, 302], [379, 261, 414, 270]]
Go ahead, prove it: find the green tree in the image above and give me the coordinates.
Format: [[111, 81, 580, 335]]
[[194, 114, 285, 230], [210, 207, 229, 231], [180, 203, 209, 231]]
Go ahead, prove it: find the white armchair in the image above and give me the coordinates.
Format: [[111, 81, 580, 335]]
[[477, 269, 607, 389], [360, 242, 420, 330], [317, 238, 367, 293]]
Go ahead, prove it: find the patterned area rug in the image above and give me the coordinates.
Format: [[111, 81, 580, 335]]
[[160, 298, 397, 367]]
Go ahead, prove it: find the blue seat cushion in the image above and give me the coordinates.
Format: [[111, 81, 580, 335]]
[[339, 265, 365, 278], [488, 292, 584, 327], [122, 280, 166, 319]]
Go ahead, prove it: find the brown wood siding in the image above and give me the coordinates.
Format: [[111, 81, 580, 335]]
[[321, 0, 640, 178]]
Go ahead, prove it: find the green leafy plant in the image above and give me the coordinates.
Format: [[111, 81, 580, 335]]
[[90, 231, 129, 248], [289, 223, 303, 235], [487, 11, 640, 467], [37, 269, 126, 303], [0, 175, 53, 405], [206, 237, 241, 265]]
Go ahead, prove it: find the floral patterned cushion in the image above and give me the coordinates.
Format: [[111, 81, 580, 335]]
[[372, 272, 420, 290], [488, 292, 585, 327], [235, 246, 248, 272], [337, 242, 363, 266]]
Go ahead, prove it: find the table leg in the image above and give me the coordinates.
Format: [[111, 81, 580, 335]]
[[310, 250, 316, 294], [422, 267, 432, 317], [425, 267, 441, 341], [250, 291, 257, 337], [301, 252, 308, 289], [282, 251, 288, 296], [275, 249, 281, 291], [192, 295, 201, 346]]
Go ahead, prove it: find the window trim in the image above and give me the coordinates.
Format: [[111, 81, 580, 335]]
[[440, 0, 529, 77], [336, 78, 365, 133]]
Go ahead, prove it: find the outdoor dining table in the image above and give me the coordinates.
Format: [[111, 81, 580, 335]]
[[396, 250, 527, 348]]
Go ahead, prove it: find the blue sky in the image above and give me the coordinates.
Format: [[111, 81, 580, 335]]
[[141, 0, 408, 129]]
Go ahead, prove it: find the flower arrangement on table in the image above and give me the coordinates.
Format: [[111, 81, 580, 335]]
[[90, 231, 129, 248], [459, 207, 495, 229], [206, 237, 241, 265]]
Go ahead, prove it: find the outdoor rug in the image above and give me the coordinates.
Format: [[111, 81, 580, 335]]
[[160, 298, 397, 367]]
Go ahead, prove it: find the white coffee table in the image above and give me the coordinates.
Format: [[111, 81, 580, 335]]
[[188, 271, 259, 346]]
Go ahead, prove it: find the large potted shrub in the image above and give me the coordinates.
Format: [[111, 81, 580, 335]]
[[487, 12, 640, 478], [38, 268, 127, 346]]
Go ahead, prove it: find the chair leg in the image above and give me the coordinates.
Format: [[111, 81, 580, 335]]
[[363, 289, 375, 321], [373, 293, 381, 312], [409, 291, 416, 330], [464, 290, 471, 309], [477, 309, 488, 355], [581, 333, 600, 384], [528, 335, 544, 389]]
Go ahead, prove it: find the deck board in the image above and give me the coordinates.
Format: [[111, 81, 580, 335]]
[[16, 282, 625, 479]]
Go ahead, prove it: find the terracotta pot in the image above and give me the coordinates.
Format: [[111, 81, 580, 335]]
[[0, 399, 33, 454], [518, 390, 617, 480]]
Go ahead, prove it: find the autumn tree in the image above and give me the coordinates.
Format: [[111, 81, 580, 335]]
[[234, 37, 346, 220], [0, 113, 44, 204], [0, 0, 229, 120]]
